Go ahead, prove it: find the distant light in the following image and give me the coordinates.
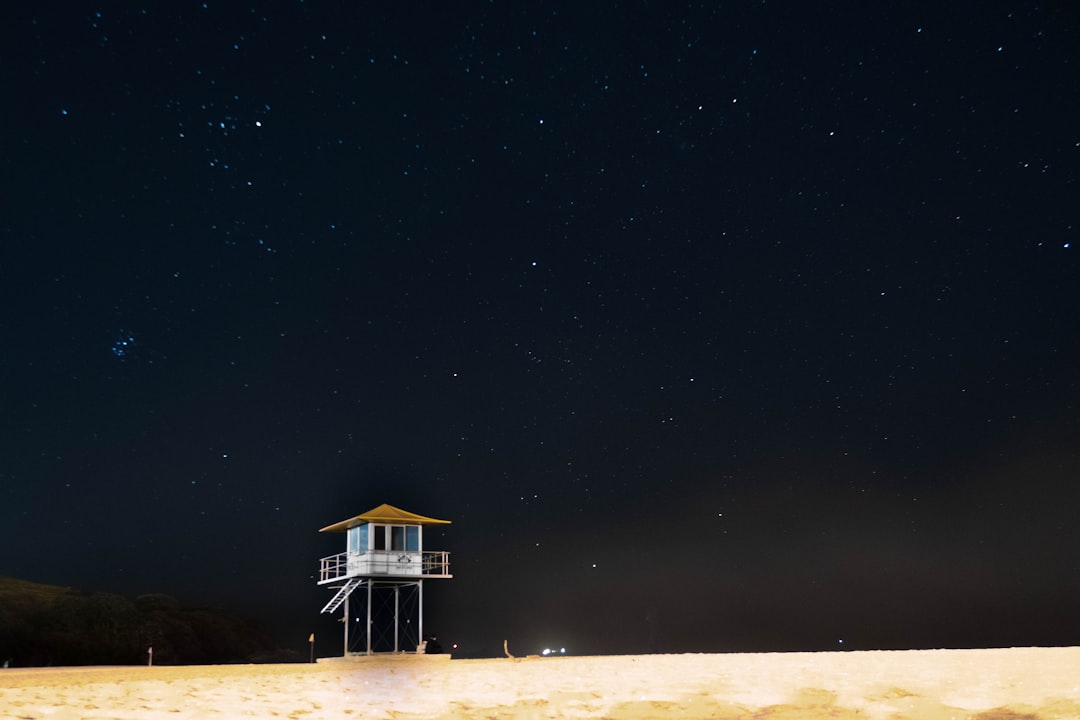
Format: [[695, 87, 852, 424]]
[[560, 647, 566, 654], [542, 648, 551, 656]]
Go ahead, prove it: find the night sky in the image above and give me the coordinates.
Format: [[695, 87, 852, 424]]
[[3, 2, 1079, 659]]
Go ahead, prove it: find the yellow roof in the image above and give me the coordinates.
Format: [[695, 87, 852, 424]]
[[319, 503, 452, 533]]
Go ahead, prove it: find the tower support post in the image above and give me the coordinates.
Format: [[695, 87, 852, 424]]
[[343, 592, 350, 657], [393, 585, 400, 652], [366, 579, 373, 655]]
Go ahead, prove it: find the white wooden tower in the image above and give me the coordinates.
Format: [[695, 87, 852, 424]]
[[317, 503, 451, 656]]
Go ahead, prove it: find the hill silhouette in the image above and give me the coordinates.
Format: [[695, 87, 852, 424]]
[[0, 576, 302, 667]]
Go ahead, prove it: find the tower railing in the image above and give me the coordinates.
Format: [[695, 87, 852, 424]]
[[319, 552, 348, 583], [422, 550, 450, 576], [319, 550, 451, 583]]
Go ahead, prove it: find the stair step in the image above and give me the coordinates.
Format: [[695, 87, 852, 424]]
[[321, 577, 364, 614]]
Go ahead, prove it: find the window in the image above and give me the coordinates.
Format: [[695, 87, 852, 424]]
[[348, 526, 359, 553], [370, 524, 420, 551], [381, 525, 420, 551], [358, 524, 368, 554]]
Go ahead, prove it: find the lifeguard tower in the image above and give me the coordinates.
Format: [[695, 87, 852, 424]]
[[317, 503, 451, 656]]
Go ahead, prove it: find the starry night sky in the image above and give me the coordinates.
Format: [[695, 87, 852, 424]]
[[2, 2, 1079, 659]]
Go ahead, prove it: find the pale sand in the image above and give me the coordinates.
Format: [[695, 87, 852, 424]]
[[1, 647, 1078, 719]]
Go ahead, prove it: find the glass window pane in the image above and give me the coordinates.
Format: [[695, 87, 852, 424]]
[[391, 526, 405, 551], [373, 525, 386, 550], [358, 524, 368, 554], [405, 526, 419, 551]]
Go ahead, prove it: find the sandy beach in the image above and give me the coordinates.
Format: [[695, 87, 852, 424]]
[[1, 646, 1077, 719]]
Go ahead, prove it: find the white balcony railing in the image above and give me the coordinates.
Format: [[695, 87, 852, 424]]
[[319, 552, 348, 583], [319, 550, 451, 583]]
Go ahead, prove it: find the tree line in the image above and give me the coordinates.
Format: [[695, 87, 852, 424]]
[[0, 576, 300, 667]]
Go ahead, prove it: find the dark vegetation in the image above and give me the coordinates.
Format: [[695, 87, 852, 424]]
[[0, 576, 303, 667]]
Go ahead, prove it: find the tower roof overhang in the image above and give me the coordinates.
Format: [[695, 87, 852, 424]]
[[319, 503, 452, 533]]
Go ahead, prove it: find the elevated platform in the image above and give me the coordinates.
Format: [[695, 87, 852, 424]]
[[318, 550, 451, 584]]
